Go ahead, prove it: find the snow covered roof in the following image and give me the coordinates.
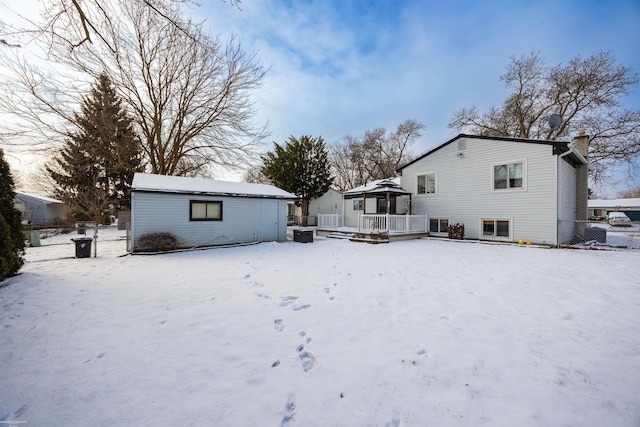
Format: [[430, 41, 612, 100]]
[[131, 173, 296, 199], [15, 191, 64, 204], [343, 177, 403, 195], [588, 198, 640, 209]]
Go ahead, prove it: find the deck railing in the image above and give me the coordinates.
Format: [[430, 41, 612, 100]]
[[318, 213, 427, 234], [317, 213, 344, 229]]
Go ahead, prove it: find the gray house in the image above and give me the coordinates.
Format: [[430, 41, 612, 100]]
[[14, 191, 69, 225], [130, 173, 296, 251], [397, 133, 589, 246]]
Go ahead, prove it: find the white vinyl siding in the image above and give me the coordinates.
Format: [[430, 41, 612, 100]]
[[402, 137, 561, 245], [558, 159, 577, 244]]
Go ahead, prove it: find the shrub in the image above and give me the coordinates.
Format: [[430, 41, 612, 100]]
[[136, 232, 180, 252]]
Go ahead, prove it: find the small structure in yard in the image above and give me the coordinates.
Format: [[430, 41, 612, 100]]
[[14, 191, 69, 226], [130, 173, 296, 252]]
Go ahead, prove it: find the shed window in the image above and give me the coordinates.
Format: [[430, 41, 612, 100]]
[[190, 201, 223, 221], [353, 199, 363, 211]]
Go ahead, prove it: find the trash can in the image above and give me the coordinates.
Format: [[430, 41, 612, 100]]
[[293, 229, 313, 243], [71, 237, 93, 258], [29, 231, 41, 247]]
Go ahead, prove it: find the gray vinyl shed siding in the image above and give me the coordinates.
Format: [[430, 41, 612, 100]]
[[402, 137, 562, 245], [131, 191, 288, 249]]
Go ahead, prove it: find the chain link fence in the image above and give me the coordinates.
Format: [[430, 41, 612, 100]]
[[22, 223, 129, 262], [563, 220, 640, 249]]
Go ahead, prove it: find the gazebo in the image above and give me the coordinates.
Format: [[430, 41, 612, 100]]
[[342, 178, 412, 215]]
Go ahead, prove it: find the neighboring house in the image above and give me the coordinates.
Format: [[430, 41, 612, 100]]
[[288, 188, 344, 225], [342, 178, 412, 228], [397, 133, 589, 246], [588, 198, 640, 221], [130, 173, 296, 251], [14, 191, 69, 225]]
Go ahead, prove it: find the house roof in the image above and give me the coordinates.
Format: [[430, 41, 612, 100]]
[[131, 173, 296, 199], [15, 191, 64, 204], [397, 133, 586, 172], [588, 198, 640, 209]]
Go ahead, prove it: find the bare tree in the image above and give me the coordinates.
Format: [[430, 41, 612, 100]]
[[449, 51, 640, 184], [617, 186, 640, 198], [0, 0, 241, 51], [330, 119, 424, 191], [0, 0, 266, 177], [243, 164, 270, 184]]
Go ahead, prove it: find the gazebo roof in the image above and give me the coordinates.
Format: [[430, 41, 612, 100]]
[[344, 177, 411, 196]]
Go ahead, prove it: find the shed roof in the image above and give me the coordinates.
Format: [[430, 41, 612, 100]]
[[131, 173, 296, 199]]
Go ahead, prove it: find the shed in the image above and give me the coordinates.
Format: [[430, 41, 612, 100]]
[[130, 173, 296, 251], [14, 191, 69, 225]]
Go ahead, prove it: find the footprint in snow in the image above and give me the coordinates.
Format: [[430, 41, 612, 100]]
[[299, 351, 317, 372], [83, 352, 105, 364], [292, 304, 310, 311], [280, 296, 299, 307], [281, 394, 296, 426], [274, 319, 284, 332]]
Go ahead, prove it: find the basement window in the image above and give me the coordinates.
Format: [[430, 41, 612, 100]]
[[190, 201, 223, 221], [482, 219, 510, 239], [429, 218, 449, 234]]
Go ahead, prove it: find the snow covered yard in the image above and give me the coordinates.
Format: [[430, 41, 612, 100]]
[[1, 232, 639, 426]]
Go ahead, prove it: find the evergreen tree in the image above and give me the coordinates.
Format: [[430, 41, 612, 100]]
[[49, 73, 142, 222], [262, 135, 333, 225], [0, 149, 25, 282]]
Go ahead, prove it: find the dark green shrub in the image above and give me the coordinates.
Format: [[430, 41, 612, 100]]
[[136, 232, 180, 252]]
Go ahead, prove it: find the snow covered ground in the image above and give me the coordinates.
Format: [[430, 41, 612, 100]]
[[1, 227, 639, 426]]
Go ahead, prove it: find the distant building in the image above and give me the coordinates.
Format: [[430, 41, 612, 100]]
[[14, 191, 69, 225], [588, 198, 640, 221]]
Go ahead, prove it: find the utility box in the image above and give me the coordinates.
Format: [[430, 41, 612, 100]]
[[584, 227, 607, 244], [293, 229, 313, 243], [71, 237, 93, 258]]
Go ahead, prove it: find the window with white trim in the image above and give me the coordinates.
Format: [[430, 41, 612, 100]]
[[493, 161, 524, 190], [429, 218, 449, 233], [190, 201, 223, 221], [417, 172, 436, 195], [482, 219, 510, 238]]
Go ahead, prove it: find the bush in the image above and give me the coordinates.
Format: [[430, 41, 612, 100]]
[[135, 232, 180, 252], [0, 149, 24, 282]]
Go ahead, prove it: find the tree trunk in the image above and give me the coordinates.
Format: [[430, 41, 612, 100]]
[[300, 199, 309, 226]]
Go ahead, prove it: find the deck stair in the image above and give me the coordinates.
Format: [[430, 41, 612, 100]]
[[326, 231, 356, 240]]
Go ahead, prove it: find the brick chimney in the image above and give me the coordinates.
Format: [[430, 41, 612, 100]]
[[573, 131, 589, 222], [574, 130, 589, 159]]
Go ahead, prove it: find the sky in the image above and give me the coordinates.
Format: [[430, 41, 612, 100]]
[[196, 0, 640, 195], [1, 0, 639, 196]]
